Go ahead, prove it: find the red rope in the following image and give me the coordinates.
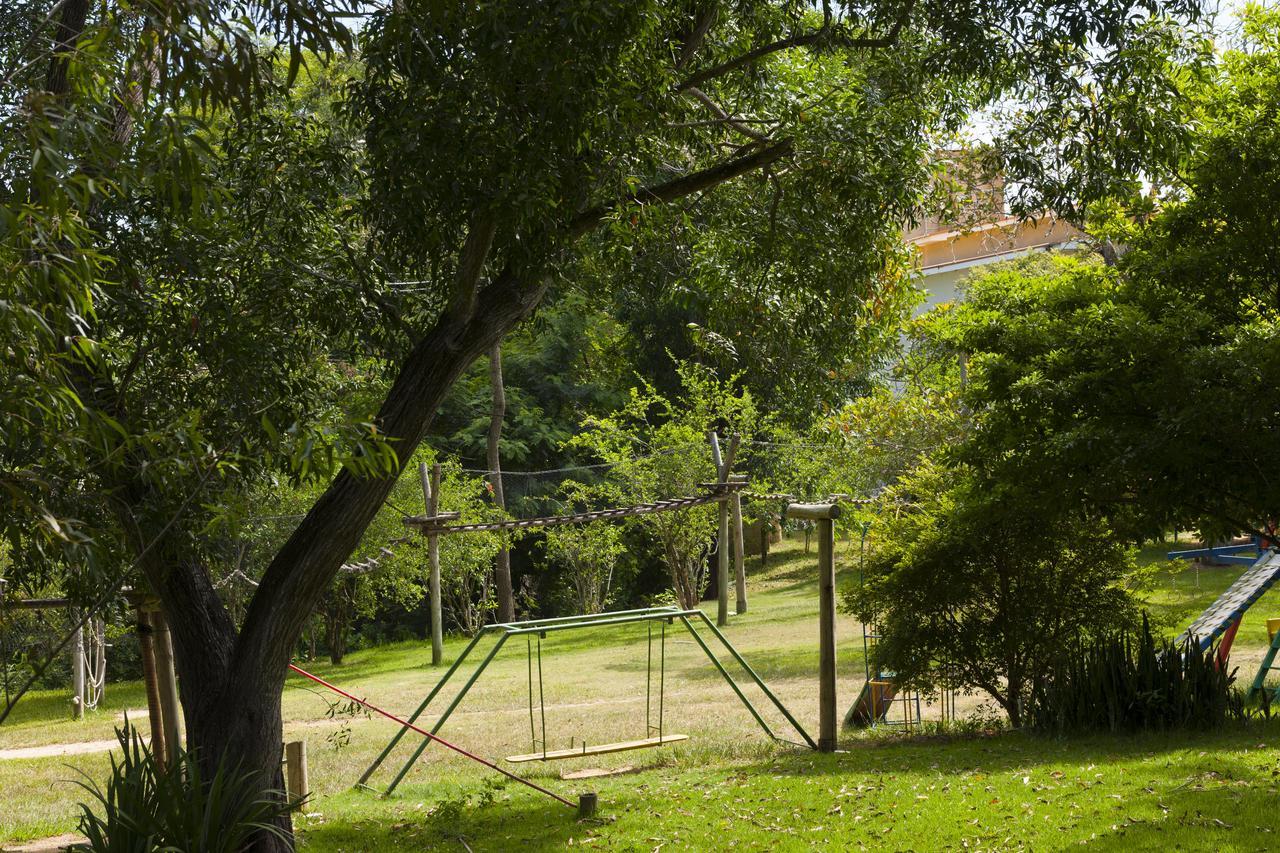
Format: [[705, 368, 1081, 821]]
[[287, 663, 575, 808]]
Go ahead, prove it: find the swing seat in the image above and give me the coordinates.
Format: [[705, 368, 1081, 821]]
[[505, 734, 688, 763]]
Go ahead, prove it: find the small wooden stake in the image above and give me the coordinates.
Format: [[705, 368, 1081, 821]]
[[577, 791, 598, 818], [285, 740, 310, 809]]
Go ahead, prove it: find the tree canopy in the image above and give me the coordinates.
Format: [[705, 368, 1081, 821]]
[[0, 1, 1216, 846]]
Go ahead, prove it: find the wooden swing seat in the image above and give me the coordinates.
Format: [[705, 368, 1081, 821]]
[[505, 734, 688, 763]]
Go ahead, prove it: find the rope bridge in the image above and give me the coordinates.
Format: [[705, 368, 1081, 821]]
[[403, 482, 747, 536]]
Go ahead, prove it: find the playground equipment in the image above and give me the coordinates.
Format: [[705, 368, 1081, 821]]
[[0, 587, 108, 720], [506, 615, 685, 762], [289, 662, 583, 812], [840, 518, 924, 730], [356, 606, 816, 797], [1167, 546, 1280, 705], [1170, 546, 1280, 655]]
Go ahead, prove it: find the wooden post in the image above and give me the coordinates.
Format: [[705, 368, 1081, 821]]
[[136, 607, 168, 766], [731, 485, 747, 615], [285, 740, 310, 809], [151, 608, 183, 763], [785, 502, 841, 752], [709, 432, 739, 627], [422, 462, 444, 666], [71, 624, 85, 720], [760, 518, 770, 568]]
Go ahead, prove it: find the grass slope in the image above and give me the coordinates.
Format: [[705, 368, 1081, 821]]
[[3, 536, 1280, 849]]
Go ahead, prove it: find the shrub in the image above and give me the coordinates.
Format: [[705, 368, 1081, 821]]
[[71, 726, 293, 853], [1026, 615, 1245, 734], [847, 460, 1145, 727]]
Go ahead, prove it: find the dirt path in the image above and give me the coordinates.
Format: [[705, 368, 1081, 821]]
[[0, 737, 142, 762], [0, 834, 83, 852]]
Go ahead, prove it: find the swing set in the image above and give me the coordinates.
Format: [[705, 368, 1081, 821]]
[[506, 612, 685, 762], [356, 606, 815, 797]]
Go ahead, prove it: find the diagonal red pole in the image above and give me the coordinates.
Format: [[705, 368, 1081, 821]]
[[287, 663, 575, 808]]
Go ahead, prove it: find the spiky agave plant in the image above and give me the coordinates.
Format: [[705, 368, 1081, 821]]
[[1028, 614, 1245, 734], [71, 725, 294, 852]]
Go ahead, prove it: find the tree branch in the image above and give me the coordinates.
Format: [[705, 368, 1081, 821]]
[[570, 138, 793, 238], [684, 85, 771, 143], [675, 1, 917, 91], [444, 213, 499, 330], [676, 3, 719, 69]]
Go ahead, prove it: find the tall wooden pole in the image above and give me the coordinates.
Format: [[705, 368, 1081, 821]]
[[421, 462, 444, 666], [731, 478, 747, 615], [151, 609, 183, 763], [786, 501, 841, 752], [136, 607, 168, 766], [70, 624, 85, 720], [709, 432, 738, 627], [488, 343, 515, 622]]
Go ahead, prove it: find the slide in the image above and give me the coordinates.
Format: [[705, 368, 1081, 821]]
[[843, 678, 898, 728], [1175, 550, 1280, 652]]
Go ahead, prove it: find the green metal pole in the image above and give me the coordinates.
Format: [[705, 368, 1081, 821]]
[[693, 611, 818, 750], [356, 627, 495, 788], [677, 615, 778, 741], [492, 606, 680, 631], [504, 610, 699, 635], [383, 632, 510, 797]]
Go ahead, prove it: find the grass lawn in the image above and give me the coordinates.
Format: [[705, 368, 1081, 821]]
[[3, 535, 1280, 850]]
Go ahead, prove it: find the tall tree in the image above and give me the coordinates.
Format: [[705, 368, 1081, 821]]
[[2, 3, 1206, 848], [486, 343, 515, 622]]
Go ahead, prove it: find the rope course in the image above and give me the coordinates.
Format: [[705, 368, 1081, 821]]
[[403, 482, 748, 536]]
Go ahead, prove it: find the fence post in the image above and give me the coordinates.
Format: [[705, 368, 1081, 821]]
[[285, 740, 310, 808], [709, 432, 739, 627], [785, 502, 841, 752]]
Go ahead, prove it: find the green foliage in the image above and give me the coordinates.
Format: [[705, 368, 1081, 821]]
[[934, 11, 1280, 545], [71, 726, 292, 853], [847, 460, 1145, 726], [570, 361, 759, 608], [541, 482, 628, 615], [1027, 616, 1245, 734]]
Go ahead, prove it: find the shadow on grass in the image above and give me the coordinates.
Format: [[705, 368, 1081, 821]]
[[298, 790, 581, 852]]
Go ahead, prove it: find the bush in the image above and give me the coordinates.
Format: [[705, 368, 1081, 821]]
[[71, 726, 293, 853], [1026, 615, 1245, 734], [848, 460, 1145, 727]]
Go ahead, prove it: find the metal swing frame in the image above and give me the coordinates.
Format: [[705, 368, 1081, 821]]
[[356, 606, 816, 797]]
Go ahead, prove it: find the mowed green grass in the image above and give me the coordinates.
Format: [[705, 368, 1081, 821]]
[[3, 535, 1280, 850]]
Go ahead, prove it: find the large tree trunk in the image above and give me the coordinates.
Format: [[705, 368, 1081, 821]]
[[157, 242, 540, 850], [488, 343, 515, 622]]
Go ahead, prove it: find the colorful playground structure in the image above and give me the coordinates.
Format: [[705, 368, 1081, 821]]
[[1167, 540, 1280, 705]]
